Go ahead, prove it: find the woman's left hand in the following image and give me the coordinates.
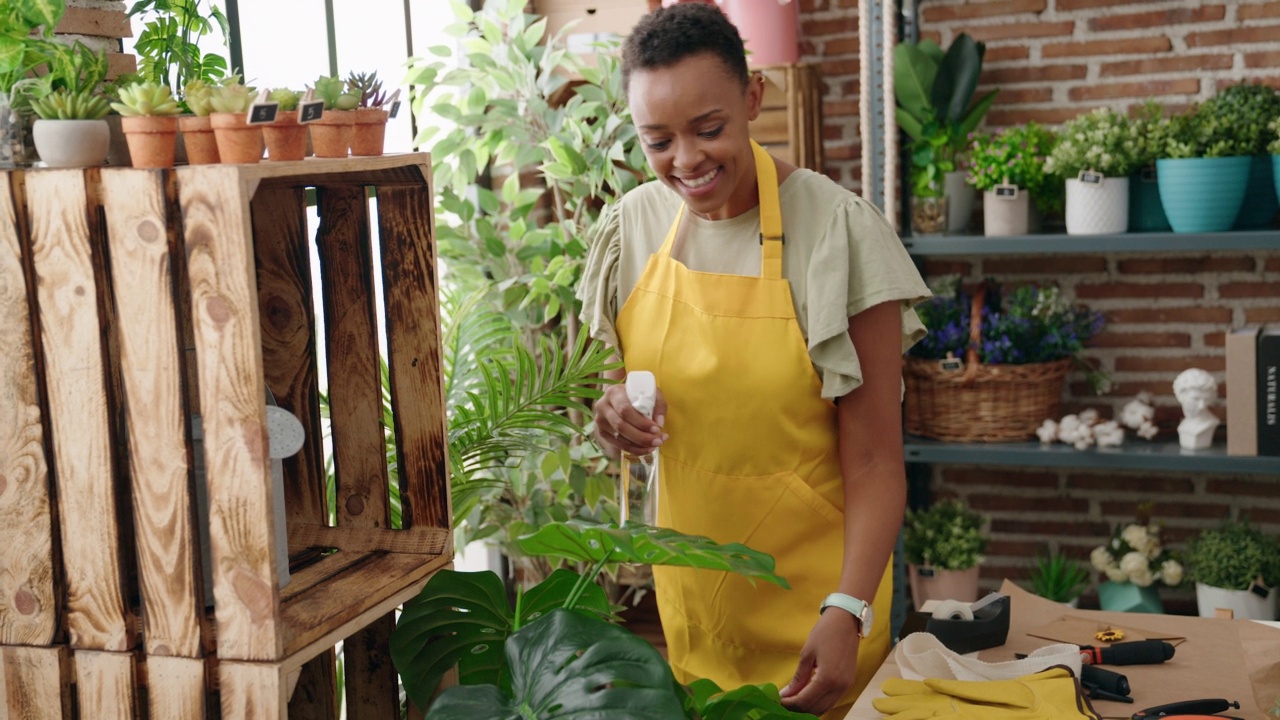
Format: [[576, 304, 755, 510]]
[[779, 609, 861, 716]]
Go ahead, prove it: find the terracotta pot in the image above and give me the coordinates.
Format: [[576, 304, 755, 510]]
[[309, 111, 354, 158], [262, 113, 307, 162], [121, 115, 179, 169], [179, 115, 220, 165], [908, 564, 980, 610], [210, 112, 263, 164], [350, 107, 389, 157]]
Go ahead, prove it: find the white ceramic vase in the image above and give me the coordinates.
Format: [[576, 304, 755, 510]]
[[1066, 176, 1130, 235], [982, 188, 1030, 236], [1195, 581, 1279, 621], [32, 118, 110, 168], [944, 170, 975, 233]]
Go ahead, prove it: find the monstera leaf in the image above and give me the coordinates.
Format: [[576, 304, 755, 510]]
[[391, 569, 610, 709], [426, 608, 686, 720], [516, 520, 789, 589], [684, 679, 820, 720]]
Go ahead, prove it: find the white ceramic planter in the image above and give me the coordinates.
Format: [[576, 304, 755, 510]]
[[32, 118, 110, 168], [1066, 176, 1130, 235], [983, 188, 1030, 236], [1195, 581, 1279, 620], [944, 170, 975, 233]]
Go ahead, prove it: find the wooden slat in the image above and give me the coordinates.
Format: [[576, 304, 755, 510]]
[[315, 186, 389, 529], [344, 615, 397, 720], [220, 661, 286, 720], [147, 656, 206, 720], [375, 185, 451, 531], [1, 645, 70, 720], [177, 154, 430, 194], [278, 552, 369, 604], [751, 108, 790, 146], [74, 649, 137, 720], [0, 172, 57, 646], [287, 648, 338, 720], [177, 166, 282, 662], [26, 170, 132, 651], [251, 186, 328, 548], [289, 525, 448, 554], [102, 168, 204, 659]]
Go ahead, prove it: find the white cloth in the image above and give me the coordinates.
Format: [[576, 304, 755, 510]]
[[894, 632, 1083, 682]]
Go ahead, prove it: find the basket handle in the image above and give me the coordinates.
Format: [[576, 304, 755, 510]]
[[961, 283, 986, 387]]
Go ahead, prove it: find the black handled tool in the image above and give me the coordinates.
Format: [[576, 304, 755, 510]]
[[1131, 698, 1241, 718], [1081, 640, 1176, 666], [1081, 664, 1132, 703]]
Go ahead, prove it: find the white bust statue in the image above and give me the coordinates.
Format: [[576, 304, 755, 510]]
[[1172, 368, 1220, 450]]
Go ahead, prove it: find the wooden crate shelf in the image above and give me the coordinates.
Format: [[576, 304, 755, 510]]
[[1, 154, 451, 719], [751, 63, 824, 174]]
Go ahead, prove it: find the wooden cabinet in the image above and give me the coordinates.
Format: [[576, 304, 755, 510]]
[[751, 63, 824, 173]]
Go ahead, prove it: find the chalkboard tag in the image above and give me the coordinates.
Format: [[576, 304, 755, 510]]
[[1078, 170, 1104, 185], [385, 88, 401, 119], [247, 89, 278, 125], [918, 566, 936, 578], [993, 183, 1019, 200], [939, 353, 963, 372], [1250, 576, 1272, 599], [298, 89, 324, 124]]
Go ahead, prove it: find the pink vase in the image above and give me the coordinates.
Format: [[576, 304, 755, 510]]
[[719, 0, 800, 66]]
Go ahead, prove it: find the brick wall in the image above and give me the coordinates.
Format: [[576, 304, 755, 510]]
[[58, 0, 135, 80], [798, 0, 862, 190]]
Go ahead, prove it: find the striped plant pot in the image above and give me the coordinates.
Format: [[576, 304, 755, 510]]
[[1156, 156, 1250, 233], [1066, 176, 1129, 235], [1234, 155, 1279, 229]]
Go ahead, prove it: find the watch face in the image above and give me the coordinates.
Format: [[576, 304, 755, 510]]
[[861, 604, 875, 637]]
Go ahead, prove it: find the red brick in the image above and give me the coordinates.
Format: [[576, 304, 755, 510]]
[[1066, 474, 1194, 494], [820, 58, 859, 77], [923, 0, 1047, 22], [941, 468, 1059, 489], [1215, 76, 1280, 91], [1088, 332, 1192, 348], [1088, 6, 1224, 33], [1248, 509, 1280, 525], [1105, 307, 1233, 324], [1204, 331, 1225, 347], [980, 564, 1033, 581], [1246, 51, 1280, 69], [1187, 25, 1280, 48], [824, 143, 858, 161], [991, 518, 1111, 535], [1101, 54, 1234, 77], [986, 46, 1032, 63], [1205, 479, 1280, 498], [986, 107, 1088, 126], [1056, 0, 1155, 8], [1117, 257, 1255, 274], [1071, 380, 1188, 397], [56, 7, 132, 37], [1102, 501, 1231, 519], [1220, 281, 1280, 298], [1240, 2, 1280, 20], [823, 100, 858, 117], [968, 494, 1090, 513], [983, 64, 1088, 85], [802, 17, 851, 37], [823, 124, 844, 141], [991, 86, 1054, 104], [1114, 355, 1225, 372], [921, 30, 943, 44], [1044, 37, 1172, 59], [1075, 282, 1204, 299], [106, 53, 136, 81], [1268, 258, 1280, 272], [1246, 307, 1280, 323], [923, 260, 974, 276], [962, 21, 1074, 42], [982, 257, 1106, 274], [987, 539, 1055, 557], [823, 37, 859, 56], [1069, 78, 1199, 102]]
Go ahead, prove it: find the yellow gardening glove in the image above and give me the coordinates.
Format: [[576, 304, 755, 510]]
[[871, 667, 1102, 720]]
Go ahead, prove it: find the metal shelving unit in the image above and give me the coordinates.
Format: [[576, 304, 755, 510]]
[[904, 436, 1280, 475], [904, 230, 1280, 256]]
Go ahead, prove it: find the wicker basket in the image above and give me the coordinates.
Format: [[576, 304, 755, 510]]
[[904, 285, 1073, 442]]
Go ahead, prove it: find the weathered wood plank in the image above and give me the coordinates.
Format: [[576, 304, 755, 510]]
[[146, 655, 206, 720], [252, 185, 327, 549], [287, 648, 338, 720], [176, 165, 282, 661], [102, 168, 204, 659], [1, 645, 70, 720], [375, 185, 450, 531], [220, 661, 286, 720], [74, 649, 137, 720], [26, 169, 132, 651], [344, 614, 398, 720], [315, 185, 389, 530], [288, 525, 448, 554], [0, 172, 57, 646]]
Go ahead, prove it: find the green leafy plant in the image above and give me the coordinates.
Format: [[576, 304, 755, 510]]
[[29, 88, 109, 119], [1044, 107, 1138, 179], [110, 80, 181, 116], [1270, 116, 1280, 156], [347, 70, 386, 109], [1186, 519, 1280, 591], [1162, 84, 1280, 160], [128, 0, 229, 94], [903, 499, 988, 571], [1130, 100, 1171, 170], [313, 74, 359, 111], [1029, 550, 1088, 603], [182, 78, 215, 116], [0, 0, 67, 102], [967, 123, 1061, 212], [268, 87, 301, 112]]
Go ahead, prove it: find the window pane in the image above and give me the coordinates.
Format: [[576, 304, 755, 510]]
[[237, 1, 331, 92], [333, 0, 413, 152]]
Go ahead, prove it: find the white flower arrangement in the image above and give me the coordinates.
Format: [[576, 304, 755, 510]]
[[1091, 520, 1183, 588], [1044, 107, 1140, 179]]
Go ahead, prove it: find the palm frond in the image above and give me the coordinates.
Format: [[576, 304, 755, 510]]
[[441, 287, 519, 409]]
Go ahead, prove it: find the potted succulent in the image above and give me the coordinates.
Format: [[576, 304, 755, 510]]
[[18, 40, 113, 168], [309, 74, 359, 158], [967, 123, 1057, 236], [1186, 519, 1280, 621], [1029, 550, 1089, 607], [1090, 512, 1183, 614], [180, 79, 220, 164], [347, 71, 389, 157], [903, 499, 988, 608], [208, 77, 262, 164], [1157, 93, 1255, 233], [1210, 82, 1280, 229], [894, 34, 999, 234], [1127, 101, 1172, 232], [1045, 107, 1138, 236], [261, 88, 306, 162], [110, 80, 182, 168]]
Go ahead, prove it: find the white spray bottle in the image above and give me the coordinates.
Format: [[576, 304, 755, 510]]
[[621, 371, 659, 525]]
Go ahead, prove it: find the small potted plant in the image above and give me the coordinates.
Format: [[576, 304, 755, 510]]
[[903, 499, 988, 608], [309, 74, 359, 158], [1186, 519, 1280, 621], [110, 80, 182, 168], [1045, 107, 1138, 236], [1029, 549, 1089, 607], [1127, 100, 1172, 232], [180, 79, 220, 164], [1211, 82, 1280, 229], [208, 77, 262, 164], [1090, 511, 1183, 614], [1157, 93, 1255, 233], [2, 0, 69, 167], [16, 38, 112, 168], [262, 88, 306, 162], [967, 123, 1057, 236], [1270, 116, 1280, 208], [347, 71, 389, 157]]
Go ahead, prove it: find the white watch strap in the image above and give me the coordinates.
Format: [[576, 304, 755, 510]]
[[820, 592, 870, 635]]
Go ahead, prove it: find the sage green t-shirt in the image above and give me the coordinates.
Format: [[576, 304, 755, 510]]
[[577, 169, 932, 399]]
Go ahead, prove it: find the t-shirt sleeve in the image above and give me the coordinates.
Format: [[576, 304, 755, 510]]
[[805, 196, 932, 399], [576, 201, 624, 351]]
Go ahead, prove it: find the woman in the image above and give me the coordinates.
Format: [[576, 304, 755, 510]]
[[577, 5, 931, 718]]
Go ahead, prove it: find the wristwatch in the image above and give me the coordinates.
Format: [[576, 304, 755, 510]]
[[820, 593, 873, 638]]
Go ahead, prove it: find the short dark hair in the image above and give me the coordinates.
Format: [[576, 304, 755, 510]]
[[622, 3, 750, 92]]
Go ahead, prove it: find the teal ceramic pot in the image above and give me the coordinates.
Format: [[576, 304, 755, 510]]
[[1156, 156, 1251, 233], [1128, 167, 1171, 232], [1233, 155, 1279, 229], [1273, 154, 1280, 208], [1097, 580, 1163, 614]]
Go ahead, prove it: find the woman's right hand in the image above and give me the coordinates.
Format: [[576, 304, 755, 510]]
[[594, 383, 668, 456]]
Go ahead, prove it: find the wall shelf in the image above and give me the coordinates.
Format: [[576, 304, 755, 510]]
[[904, 435, 1280, 475], [904, 230, 1280, 256]]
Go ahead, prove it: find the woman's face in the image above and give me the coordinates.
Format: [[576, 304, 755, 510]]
[[627, 52, 763, 221]]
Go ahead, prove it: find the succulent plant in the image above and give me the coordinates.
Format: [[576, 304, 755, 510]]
[[30, 89, 110, 120], [110, 81, 182, 117], [269, 88, 301, 112], [347, 71, 386, 109], [313, 75, 359, 111], [182, 79, 216, 116], [208, 77, 254, 114]]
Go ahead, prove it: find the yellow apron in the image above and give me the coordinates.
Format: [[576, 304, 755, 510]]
[[615, 141, 892, 716]]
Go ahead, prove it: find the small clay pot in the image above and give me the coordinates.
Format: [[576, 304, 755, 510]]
[[121, 115, 179, 169], [309, 110, 354, 158], [210, 112, 263, 164], [350, 107, 389, 157], [262, 113, 307, 162], [179, 115, 220, 165]]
